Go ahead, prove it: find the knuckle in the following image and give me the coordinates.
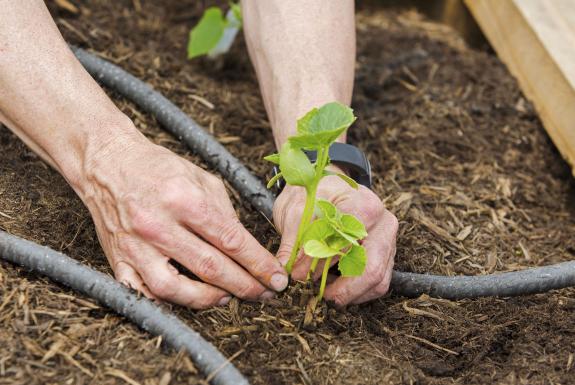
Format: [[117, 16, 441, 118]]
[[365, 267, 385, 286], [276, 242, 295, 262], [360, 193, 384, 221], [161, 177, 209, 217], [207, 174, 226, 190], [219, 222, 247, 255], [234, 282, 262, 300], [374, 280, 391, 297], [273, 193, 305, 231], [128, 207, 163, 241], [192, 195, 211, 226], [332, 289, 350, 307], [160, 177, 188, 206], [195, 254, 221, 282]]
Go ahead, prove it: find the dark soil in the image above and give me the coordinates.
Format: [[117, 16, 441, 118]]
[[1, 1, 575, 384]]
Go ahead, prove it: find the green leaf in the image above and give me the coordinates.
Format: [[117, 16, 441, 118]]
[[266, 172, 282, 189], [316, 200, 337, 219], [338, 245, 367, 277], [333, 228, 360, 246], [302, 218, 334, 245], [278, 142, 315, 187], [289, 102, 356, 149], [335, 173, 358, 189], [188, 8, 227, 59], [325, 234, 352, 251], [287, 134, 315, 150], [263, 153, 280, 165], [304, 240, 340, 258], [288, 129, 347, 150], [340, 214, 367, 239], [307, 102, 356, 134], [296, 108, 319, 135], [323, 170, 359, 189]]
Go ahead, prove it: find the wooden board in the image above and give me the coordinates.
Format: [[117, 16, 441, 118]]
[[465, 0, 575, 176]]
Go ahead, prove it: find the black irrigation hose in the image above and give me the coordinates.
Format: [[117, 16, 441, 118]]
[[69, 47, 575, 300], [391, 261, 575, 300], [0, 231, 248, 385]]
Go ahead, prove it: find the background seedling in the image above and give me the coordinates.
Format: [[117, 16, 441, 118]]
[[187, 2, 242, 59], [265, 102, 368, 302]]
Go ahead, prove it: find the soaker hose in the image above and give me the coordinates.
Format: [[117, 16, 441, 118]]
[[69, 47, 575, 299], [0, 231, 248, 385]]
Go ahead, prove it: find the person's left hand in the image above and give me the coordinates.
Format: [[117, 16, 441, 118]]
[[273, 167, 398, 307]]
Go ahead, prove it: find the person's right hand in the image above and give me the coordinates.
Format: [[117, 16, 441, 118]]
[[77, 133, 288, 309]]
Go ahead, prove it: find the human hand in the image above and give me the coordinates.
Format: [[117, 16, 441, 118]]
[[273, 168, 397, 307], [77, 135, 288, 309]]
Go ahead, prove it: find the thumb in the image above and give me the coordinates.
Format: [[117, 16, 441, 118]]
[[276, 220, 300, 267], [273, 190, 304, 268]]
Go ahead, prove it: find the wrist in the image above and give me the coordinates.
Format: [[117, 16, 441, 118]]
[[62, 114, 149, 194]]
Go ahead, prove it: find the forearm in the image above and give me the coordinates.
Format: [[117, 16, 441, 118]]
[[241, 0, 356, 149], [0, 0, 143, 191]]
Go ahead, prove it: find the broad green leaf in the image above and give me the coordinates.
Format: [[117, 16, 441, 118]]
[[278, 142, 315, 187], [266, 172, 282, 189], [340, 214, 367, 239], [302, 218, 334, 245], [326, 234, 352, 251], [304, 240, 340, 258], [316, 200, 336, 219], [287, 134, 318, 150], [207, 6, 241, 58], [263, 153, 280, 165], [323, 170, 359, 189], [338, 245, 367, 277], [333, 228, 360, 246], [288, 128, 347, 149], [188, 8, 226, 59], [307, 102, 356, 134], [289, 102, 357, 149], [297, 108, 319, 135]]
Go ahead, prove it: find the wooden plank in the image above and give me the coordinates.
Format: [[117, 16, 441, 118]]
[[465, 0, 575, 176]]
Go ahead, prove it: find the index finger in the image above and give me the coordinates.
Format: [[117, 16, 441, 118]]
[[183, 197, 288, 292]]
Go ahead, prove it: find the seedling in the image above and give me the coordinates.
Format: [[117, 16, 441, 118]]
[[187, 2, 242, 59], [264, 102, 368, 302]]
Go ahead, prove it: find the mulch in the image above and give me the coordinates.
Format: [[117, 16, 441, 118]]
[[1, 1, 574, 384]]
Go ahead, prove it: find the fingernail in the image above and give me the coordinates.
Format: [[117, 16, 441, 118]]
[[259, 290, 275, 300], [218, 296, 232, 306], [270, 273, 288, 291]]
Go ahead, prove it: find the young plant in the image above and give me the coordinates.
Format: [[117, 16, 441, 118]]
[[187, 2, 242, 59], [264, 102, 368, 302]]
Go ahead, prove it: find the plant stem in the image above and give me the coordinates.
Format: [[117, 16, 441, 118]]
[[285, 146, 329, 274], [307, 258, 319, 281], [285, 186, 317, 274], [317, 256, 333, 302]]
